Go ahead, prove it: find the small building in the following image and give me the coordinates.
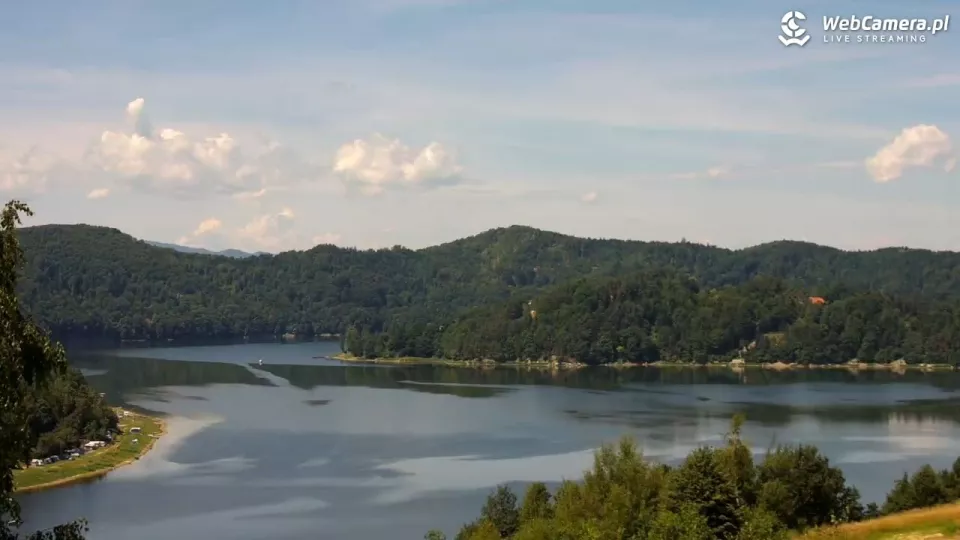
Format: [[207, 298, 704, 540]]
[[809, 296, 827, 305]]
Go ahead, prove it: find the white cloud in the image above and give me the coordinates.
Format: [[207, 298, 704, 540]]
[[194, 217, 223, 236], [126, 97, 145, 117], [0, 148, 56, 193], [177, 217, 223, 245], [580, 191, 598, 203], [86, 187, 110, 199], [333, 133, 463, 195], [126, 97, 151, 137], [311, 232, 343, 245], [669, 165, 732, 181], [88, 98, 318, 198], [865, 125, 954, 183], [236, 208, 298, 251]]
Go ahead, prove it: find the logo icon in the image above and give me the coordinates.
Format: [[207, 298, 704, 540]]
[[779, 11, 811, 46]]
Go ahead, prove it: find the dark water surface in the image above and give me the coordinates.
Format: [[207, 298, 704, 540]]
[[17, 342, 960, 539]]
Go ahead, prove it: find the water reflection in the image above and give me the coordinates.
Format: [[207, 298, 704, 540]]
[[16, 344, 960, 540]]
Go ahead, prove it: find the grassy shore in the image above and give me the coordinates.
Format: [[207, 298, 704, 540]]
[[799, 502, 960, 539], [332, 353, 952, 372], [333, 353, 585, 369], [14, 410, 165, 493]]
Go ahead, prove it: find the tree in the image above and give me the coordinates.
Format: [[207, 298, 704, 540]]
[[882, 473, 916, 515], [735, 507, 788, 540], [518, 482, 553, 523], [667, 447, 742, 539], [718, 414, 758, 507], [647, 505, 712, 540], [882, 464, 953, 515], [455, 520, 500, 540], [511, 518, 554, 540], [480, 485, 520, 538], [757, 445, 862, 530], [0, 201, 87, 540], [907, 465, 949, 509]]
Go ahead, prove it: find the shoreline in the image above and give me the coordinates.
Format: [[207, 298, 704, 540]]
[[332, 353, 586, 370], [14, 411, 166, 494], [331, 353, 954, 372]]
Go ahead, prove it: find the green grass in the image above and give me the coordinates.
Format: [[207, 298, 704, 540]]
[[14, 411, 164, 493]]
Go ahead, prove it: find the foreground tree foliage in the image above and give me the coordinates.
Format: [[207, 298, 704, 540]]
[[432, 418, 960, 540], [17, 223, 960, 348], [1, 201, 98, 540], [431, 417, 877, 540], [880, 459, 960, 515], [350, 272, 960, 366]]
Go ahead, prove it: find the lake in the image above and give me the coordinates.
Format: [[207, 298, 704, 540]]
[[17, 341, 960, 539]]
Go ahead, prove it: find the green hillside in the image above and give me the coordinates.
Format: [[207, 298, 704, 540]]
[[15, 223, 960, 344]]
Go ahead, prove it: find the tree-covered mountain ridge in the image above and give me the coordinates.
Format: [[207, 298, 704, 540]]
[[15, 223, 960, 345], [345, 272, 960, 366]]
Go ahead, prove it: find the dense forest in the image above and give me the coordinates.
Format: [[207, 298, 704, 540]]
[[343, 272, 960, 366], [23, 369, 118, 459], [16, 223, 960, 346], [429, 417, 960, 540]]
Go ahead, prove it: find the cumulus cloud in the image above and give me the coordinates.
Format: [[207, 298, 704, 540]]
[[86, 187, 110, 199], [580, 191, 598, 203], [333, 133, 463, 195], [236, 208, 298, 251], [126, 97, 152, 137], [173, 209, 325, 252], [177, 217, 223, 245], [194, 218, 224, 236], [89, 98, 313, 198], [866, 125, 954, 182], [0, 147, 57, 193]]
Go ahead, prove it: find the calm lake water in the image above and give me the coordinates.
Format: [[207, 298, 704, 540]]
[[17, 342, 960, 539]]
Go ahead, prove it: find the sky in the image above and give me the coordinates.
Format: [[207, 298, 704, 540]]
[[1, 0, 959, 253]]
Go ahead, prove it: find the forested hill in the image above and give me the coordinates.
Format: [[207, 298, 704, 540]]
[[347, 273, 960, 366], [15, 223, 960, 342]]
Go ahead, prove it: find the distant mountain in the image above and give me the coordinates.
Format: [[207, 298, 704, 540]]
[[14, 223, 960, 345], [145, 241, 268, 258]]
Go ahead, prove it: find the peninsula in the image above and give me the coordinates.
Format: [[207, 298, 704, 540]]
[[14, 410, 164, 493]]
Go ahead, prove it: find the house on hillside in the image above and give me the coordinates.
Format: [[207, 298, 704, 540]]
[[809, 296, 827, 305]]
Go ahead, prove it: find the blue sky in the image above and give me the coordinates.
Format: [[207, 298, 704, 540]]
[[1, 0, 958, 252]]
